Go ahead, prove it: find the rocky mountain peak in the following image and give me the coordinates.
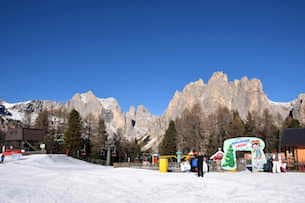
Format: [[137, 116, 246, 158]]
[[182, 79, 205, 93], [128, 106, 136, 115], [99, 97, 120, 110], [1, 72, 305, 152], [208, 71, 229, 85]]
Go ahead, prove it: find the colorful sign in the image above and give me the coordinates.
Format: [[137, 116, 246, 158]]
[[221, 137, 266, 171]]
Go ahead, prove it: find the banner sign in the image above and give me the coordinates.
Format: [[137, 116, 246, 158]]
[[221, 137, 266, 171]]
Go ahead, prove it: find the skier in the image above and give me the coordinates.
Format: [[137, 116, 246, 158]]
[[0, 153, 4, 164], [197, 153, 204, 177]]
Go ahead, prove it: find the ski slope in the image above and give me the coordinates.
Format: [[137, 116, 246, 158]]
[[1, 155, 305, 203]]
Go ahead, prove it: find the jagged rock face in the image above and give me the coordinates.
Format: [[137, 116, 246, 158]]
[[0, 100, 64, 123], [124, 105, 167, 151], [66, 91, 126, 134], [1, 72, 304, 151], [67, 91, 103, 118], [291, 94, 305, 124], [164, 72, 293, 124]]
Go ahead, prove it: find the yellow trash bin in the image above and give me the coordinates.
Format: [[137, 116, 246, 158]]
[[159, 158, 168, 173]]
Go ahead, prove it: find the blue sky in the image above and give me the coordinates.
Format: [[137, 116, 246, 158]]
[[1, 0, 305, 115]]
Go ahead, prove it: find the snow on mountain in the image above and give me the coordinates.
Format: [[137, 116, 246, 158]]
[[1, 101, 30, 121], [99, 97, 119, 110], [80, 94, 88, 104], [6, 109, 24, 121], [1, 72, 305, 151], [1, 100, 31, 109]]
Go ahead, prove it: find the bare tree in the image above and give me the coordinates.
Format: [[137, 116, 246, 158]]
[[23, 111, 32, 128]]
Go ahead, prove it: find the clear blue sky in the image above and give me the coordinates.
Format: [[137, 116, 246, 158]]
[[1, 0, 305, 115]]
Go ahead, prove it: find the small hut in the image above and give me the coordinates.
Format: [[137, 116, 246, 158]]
[[281, 128, 305, 171], [5, 128, 46, 151]]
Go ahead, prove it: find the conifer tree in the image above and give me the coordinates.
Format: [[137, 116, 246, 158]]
[[91, 118, 107, 158], [64, 109, 82, 156], [283, 115, 301, 129], [159, 120, 177, 155]]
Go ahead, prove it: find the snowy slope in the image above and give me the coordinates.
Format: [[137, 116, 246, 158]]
[[1, 155, 305, 203], [1, 101, 29, 120], [1, 101, 31, 109]]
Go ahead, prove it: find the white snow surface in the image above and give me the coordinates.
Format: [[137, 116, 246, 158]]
[[1, 155, 305, 203], [6, 110, 24, 121], [1, 101, 31, 121], [1, 101, 31, 108]]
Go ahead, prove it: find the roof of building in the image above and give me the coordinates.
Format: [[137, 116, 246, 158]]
[[281, 128, 305, 147]]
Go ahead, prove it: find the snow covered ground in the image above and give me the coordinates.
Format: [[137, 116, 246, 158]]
[[1, 155, 305, 203]]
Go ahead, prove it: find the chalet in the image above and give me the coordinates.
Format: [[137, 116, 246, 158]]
[[281, 128, 305, 171], [5, 128, 46, 151]]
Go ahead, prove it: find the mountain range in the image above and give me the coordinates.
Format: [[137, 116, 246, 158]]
[[1, 72, 304, 151]]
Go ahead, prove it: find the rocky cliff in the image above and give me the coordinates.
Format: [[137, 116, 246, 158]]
[[165, 72, 294, 123], [1, 72, 304, 151]]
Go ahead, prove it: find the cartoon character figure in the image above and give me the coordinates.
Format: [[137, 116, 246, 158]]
[[252, 141, 262, 160], [252, 140, 266, 171]]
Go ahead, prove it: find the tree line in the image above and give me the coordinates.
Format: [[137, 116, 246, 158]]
[[30, 105, 303, 159], [34, 109, 141, 162], [159, 104, 302, 156]]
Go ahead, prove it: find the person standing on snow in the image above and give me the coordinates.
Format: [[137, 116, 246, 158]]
[[202, 156, 208, 176], [0, 153, 4, 164], [197, 153, 204, 177], [272, 153, 281, 173]]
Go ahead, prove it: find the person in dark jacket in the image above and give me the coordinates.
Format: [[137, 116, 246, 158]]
[[197, 153, 204, 177], [0, 153, 5, 164]]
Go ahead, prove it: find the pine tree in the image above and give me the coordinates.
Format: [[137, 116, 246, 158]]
[[91, 118, 107, 158], [223, 144, 235, 168], [159, 120, 177, 155], [64, 109, 82, 157], [283, 115, 301, 129]]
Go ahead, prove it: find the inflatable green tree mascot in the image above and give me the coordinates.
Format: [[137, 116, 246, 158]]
[[223, 144, 235, 168]]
